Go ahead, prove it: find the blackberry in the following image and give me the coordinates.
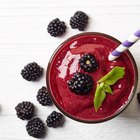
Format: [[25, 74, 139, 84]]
[[21, 62, 43, 81], [79, 53, 98, 72], [46, 111, 64, 128], [26, 118, 46, 138], [36, 86, 52, 106], [47, 18, 66, 37], [15, 101, 34, 120], [137, 92, 140, 104], [70, 11, 88, 31], [67, 72, 93, 95]]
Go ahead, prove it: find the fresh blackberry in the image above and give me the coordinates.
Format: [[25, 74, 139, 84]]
[[15, 101, 34, 120], [46, 111, 64, 128], [67, 72, 93, 95], [70, 11, 88, 31], [26, 118, 46, 138], [21, 62, 43, 81], [47, 18, 66, 37], [137, 92, 140, 104], [79, 53, 98, 72], [36, 86, 52, 106]]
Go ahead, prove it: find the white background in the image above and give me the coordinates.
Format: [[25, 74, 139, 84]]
[[0, 0, 140, 139]]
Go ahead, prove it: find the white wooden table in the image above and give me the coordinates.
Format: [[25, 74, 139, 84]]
[[0, 0, 140, 139]]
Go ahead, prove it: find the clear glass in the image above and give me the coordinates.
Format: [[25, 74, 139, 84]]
[[46, 32, 138, 123]]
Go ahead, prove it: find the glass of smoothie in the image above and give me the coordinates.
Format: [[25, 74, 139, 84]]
[[46, 32, 138, 123]]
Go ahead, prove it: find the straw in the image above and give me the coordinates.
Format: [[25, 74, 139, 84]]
[[108, 29, 140, 61]]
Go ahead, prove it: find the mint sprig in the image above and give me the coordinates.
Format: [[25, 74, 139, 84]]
[[94, 66, 125, 112], [103, 83, 113, 94], [94, 83, 106, 112]]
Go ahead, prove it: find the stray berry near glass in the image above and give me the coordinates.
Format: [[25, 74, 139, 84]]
[[26, 118, 46, 138], [37, 86, 52, 106], [79, 53, 98, 72], [137, 92, 140, 104], [47, 18, 66, 37], [46, 111, 64, 128], [67, 72, 93, 95], [21, 62, 43, 81], [70, 11, 88, 31], [15, 101, 34, 120]]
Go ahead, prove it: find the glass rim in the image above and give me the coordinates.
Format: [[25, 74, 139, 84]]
[[46, 32, 138, 123]]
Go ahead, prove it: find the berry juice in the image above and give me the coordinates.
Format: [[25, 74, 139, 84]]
[[47, 32, 138, 123]]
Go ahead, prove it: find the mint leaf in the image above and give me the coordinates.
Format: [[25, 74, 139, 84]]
[[103, 84, 113, 94], [98, 66, 125, 85], [93, 66, 125, 112], [94, 84, 106, 112]]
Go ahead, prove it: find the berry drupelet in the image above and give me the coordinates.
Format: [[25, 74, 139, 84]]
[[15, 101, 34, 120], [26, 118, 46, 138], [79, 53, 98, 72], [36, 86, 52, 106], [70, 11, 88, 31], [47, 18, 66, 37], [67, 72, 93, 95], [137, 92, 140, 104], [46, 111, 64, 128], [21, 62, 43, 81]]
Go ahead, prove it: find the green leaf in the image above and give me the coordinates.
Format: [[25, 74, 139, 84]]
[[94, 84, 106, 112], [98, 66, 125, 85], [103, 84, 113, 94], [93, 66, 125, 112]]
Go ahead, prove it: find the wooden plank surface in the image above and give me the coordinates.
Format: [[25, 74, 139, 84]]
[[0, 0, 140, 139]]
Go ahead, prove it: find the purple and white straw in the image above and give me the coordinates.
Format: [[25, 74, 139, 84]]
[[108, 29, 140, 61]]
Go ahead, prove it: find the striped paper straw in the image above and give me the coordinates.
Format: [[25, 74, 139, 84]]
[[108, 29, 140, 61]]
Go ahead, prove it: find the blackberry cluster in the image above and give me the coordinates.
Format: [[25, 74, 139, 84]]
[[70, 11, 88, 31], [137, 92, 140, 104], [46, 111, 64, 128], [47, 18, 66, 37], [26, 118, 46, 138], [15, 101, 34, 120], [21, 62, 43, 81], [79, 53, 98, 72], [36, 86, 52, 106], [67, 72, 93, 95]]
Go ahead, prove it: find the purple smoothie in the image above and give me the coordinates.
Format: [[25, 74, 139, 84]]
[[47, 33, 137, 122]]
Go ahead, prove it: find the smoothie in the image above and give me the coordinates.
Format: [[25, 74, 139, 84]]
[[47, 32, 137, 122]]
